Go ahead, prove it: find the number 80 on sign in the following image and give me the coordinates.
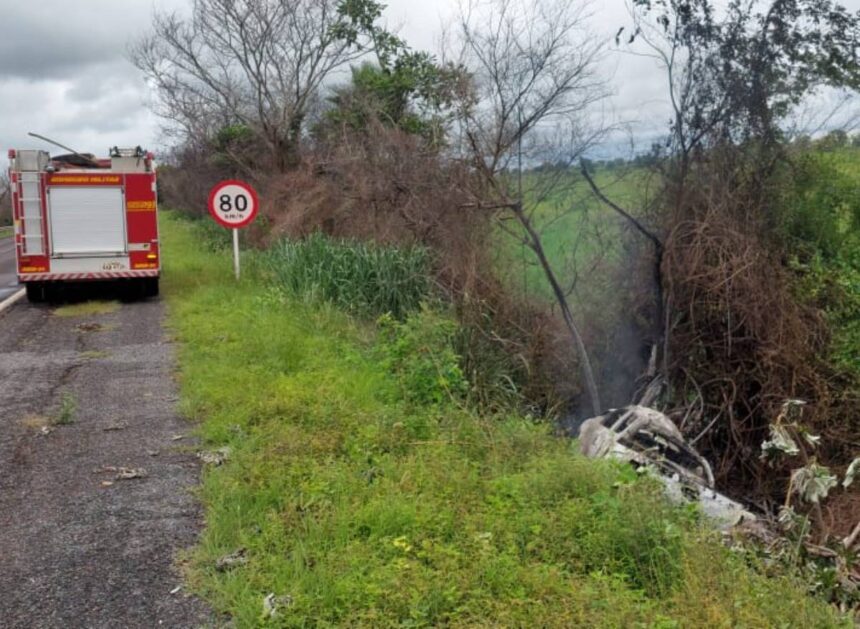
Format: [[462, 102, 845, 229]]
[[207, 180, 259, 229]]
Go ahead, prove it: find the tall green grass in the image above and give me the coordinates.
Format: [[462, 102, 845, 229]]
[[264, 233, 431, 318], [160, 211, 846, 627]]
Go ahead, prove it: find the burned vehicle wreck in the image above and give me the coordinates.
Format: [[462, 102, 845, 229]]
[[578, 405, 757, 528]]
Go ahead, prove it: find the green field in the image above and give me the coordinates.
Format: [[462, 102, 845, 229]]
[[161, 212, 843, 627], [493, 166, 656, 304], [489, 166, 660, 407]]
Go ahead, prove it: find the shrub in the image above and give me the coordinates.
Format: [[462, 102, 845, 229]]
[[378, 306, 468, 405], [791, 249, 860, 376], [783, 149, 860, 379], [192, 216, 233, 252], [782, 150, 860, 258], [264, 232, 431, 318]]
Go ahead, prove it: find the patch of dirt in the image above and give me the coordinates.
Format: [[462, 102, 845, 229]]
[[19, 414, 51, 430], [79, 350, 111, 360], [825, 489, 860, 538]]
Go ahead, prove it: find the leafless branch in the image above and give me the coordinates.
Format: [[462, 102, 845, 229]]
[[130, 0, 363, 171], [455, 0, 609, 415]]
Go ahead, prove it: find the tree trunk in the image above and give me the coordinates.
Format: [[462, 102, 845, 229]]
[[513, 203, 602, 416]]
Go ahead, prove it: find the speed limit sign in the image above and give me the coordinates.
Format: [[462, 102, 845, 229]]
[[208, 180, 259, 229], [208, 180, 259, 280]]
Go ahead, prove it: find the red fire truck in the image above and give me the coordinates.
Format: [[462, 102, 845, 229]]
[[8, 147, 160, 302]]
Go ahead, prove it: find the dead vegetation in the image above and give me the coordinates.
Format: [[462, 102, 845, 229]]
[[660, 156, 860, 533], [147, 0, 860, 547], [662, 152, 830, 484], [596, 0, 860, 550], [258, 122, 581, 413]]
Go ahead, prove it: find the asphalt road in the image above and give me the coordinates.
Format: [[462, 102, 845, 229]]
[[0, 236, 20, 301], [0, 295, 213, 628]]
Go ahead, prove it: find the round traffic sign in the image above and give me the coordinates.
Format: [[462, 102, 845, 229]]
[[208, 180, 259, 229]]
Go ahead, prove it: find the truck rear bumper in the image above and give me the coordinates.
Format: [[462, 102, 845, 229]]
[[19, 269, 159, 282]]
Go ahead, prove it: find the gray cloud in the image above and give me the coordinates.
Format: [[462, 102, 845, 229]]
[[1, 0, 857, 167], [0, 2, 158, 80], [0, 0, 186, 161]]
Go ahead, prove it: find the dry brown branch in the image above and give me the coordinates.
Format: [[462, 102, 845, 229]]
[[660, 148, 838, 499]]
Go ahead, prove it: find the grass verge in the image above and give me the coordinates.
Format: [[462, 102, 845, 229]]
[[162, 212, 845, 627]]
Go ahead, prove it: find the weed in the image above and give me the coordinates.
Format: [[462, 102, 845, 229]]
[[54, 301, 120, 318], [54, 392, 77, 425], [79, 350, 110, 360], [76, 322, 117, 333], [264, 232, 431, 318], [377, 306, 468, 406]]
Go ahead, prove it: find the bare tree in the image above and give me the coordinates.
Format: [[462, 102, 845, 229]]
[[0, 170, 11, 226], [130, 0, 362, 172], [455, 0, 608, 415]]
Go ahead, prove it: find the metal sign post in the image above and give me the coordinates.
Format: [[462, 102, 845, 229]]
[[207, 180, 259, 280], [233, 228, 240, 280]]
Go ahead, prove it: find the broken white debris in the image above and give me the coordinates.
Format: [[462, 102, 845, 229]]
[[215, 548, 248, 571], [263, 593, 293, 618], [198, 446, 231, 466], [96, 466, 148, 480], [579, 405, 756, 528]]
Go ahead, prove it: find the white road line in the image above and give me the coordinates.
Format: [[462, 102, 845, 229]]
[[0, 288, 25, 316]]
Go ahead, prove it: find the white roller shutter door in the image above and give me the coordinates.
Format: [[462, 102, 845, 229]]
[[49, 187, 126, 255]]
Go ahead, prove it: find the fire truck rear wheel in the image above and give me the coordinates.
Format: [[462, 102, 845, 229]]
[[144, 278, 160, 298], [25, 282, 46, 303]]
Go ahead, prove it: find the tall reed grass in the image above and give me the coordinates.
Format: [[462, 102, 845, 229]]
[[264, 233, 431, 318]]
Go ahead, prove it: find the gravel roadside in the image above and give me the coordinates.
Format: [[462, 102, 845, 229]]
[[0, 296, 213, 628]]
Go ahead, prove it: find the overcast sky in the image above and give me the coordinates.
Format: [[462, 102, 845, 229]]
[[0, 0, 857, 163]]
